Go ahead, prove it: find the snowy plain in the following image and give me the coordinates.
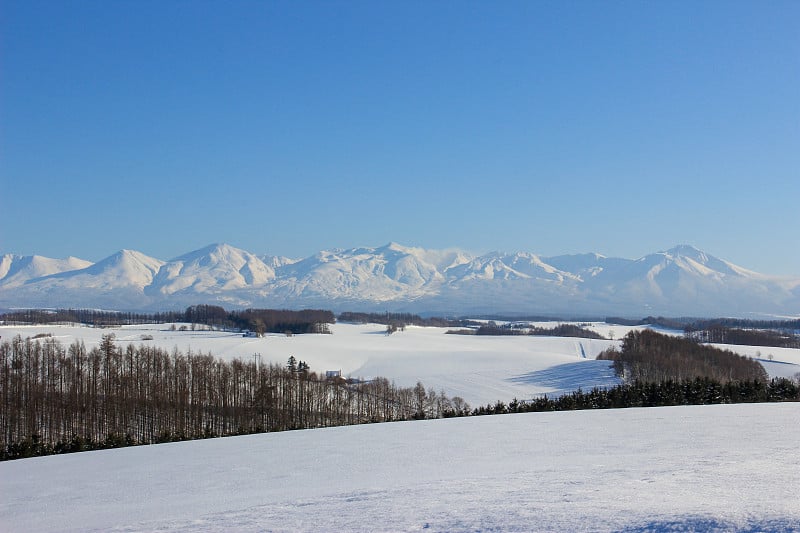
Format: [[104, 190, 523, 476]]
[[2, 322, 800, 531], [1, 404, 798, 532], [2, 321, 799, 406]]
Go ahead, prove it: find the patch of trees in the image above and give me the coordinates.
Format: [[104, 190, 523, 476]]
[[598, 330, 767, 383], [605, 316, 691, 329], [447, 322, 604, 339], [182, 306, 335, 335], [478, 377, 800, 415], [0, 335, 467, 461], [230, 309, 334, 335], [183, 304, 229, 326], [0, 308, 185, 327], [686, 326, 800, 349], [606, 315, 800, 333], [470, 323, 526, 336], [0, 305, 336, 336], [337, 311, 471, 329], [687, 317, 800, 331], [472, 314, 577, 322], [531, 324, 605, 339]]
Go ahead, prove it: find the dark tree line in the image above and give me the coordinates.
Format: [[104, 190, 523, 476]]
[[477, 377, 800, 415], [598, 330, 768, 383], [447, 322, 604, 339], [1, 335, 467, 460], [337, 311, 471, 328], [232, 309, 334, 335], [686, 326, 800, 349], [0, 306, 335, 336], [686, 317, 800, 331], [530, 324, 605, 339], [605, 316, 694, 329], [607, 315, 800, 333], [0, 308, 186, 327]]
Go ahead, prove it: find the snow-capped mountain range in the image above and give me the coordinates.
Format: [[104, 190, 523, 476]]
[[1, 243, 798, 317]]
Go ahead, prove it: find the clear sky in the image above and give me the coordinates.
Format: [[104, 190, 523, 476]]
[[2, 1, 798, 275]]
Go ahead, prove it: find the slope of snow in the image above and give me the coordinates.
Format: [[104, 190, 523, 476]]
[[149, 243, 275, 295], [0, 322, 623, 406], [0, 254, 93, 287], [55, 249, 164, 288], [1, 403, 798, 532], [260, 254, 300, 270], [274, 243, 444, 301], [3, 322, 798, 408], [444, 251, 575, 282], [0, 251, 163, 309]]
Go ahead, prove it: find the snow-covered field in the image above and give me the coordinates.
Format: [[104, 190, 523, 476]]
[[2, 322, 800, 531], [1, 403, 798, 532], [2, 321, 799, 406]]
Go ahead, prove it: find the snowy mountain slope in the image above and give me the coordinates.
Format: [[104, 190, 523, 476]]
[[270, 243, 446, 302], [0, 254, 93, 288], [147, 243, 275, 296], [0, 243, 797, 316], [51, 249, 164, 289], [1, 250, 164, 309], [445, 251, 579, 283], [574, 245, 794, 316], [2, 403, 798, 532], [259, 253, 299, 270], [543, 252, 630, 281]]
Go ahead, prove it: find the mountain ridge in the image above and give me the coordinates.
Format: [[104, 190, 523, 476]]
[[1, 243, 797, 317]]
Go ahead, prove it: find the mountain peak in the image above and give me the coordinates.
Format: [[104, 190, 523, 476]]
[[171, 243, 248, 263], [377, 242, 413, 253], [665, 244, 704, 256], [0, 254, 94, 288], [85, 250, 164, 278], [153, 242, 275, 295]]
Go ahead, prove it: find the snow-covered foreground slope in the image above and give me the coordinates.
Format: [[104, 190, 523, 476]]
[[1, 403, 798, 532]]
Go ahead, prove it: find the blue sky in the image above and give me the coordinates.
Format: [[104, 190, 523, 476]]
[[2, 1, 798, 275]]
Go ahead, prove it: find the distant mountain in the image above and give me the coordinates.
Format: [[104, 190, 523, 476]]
[[1, 243, 797, 317], [1, 250, 164, 309], [0, 254, 93, 288], [55, 250, 165, 289], [148, 243, 275, 295]]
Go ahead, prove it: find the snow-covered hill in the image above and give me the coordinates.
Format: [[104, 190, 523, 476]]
[[148, 243, 276, 297], [2, 403, 798, 532], [0, 254, 93, 288], [1, 322, 798, 530], [1, 243, 797, 316]]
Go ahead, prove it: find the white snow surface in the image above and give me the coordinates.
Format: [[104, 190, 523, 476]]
[[150, 243, 276, 295], [0, 322, 628, 406], [2, 322, 799, 406], [0, 254, 93, 287], [2, 322, 799, 531], [1, 403, 798, 532]]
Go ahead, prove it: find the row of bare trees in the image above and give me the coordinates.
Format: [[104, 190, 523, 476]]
[[0, 306, 336, 335], [1, 335, 469, 458]]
